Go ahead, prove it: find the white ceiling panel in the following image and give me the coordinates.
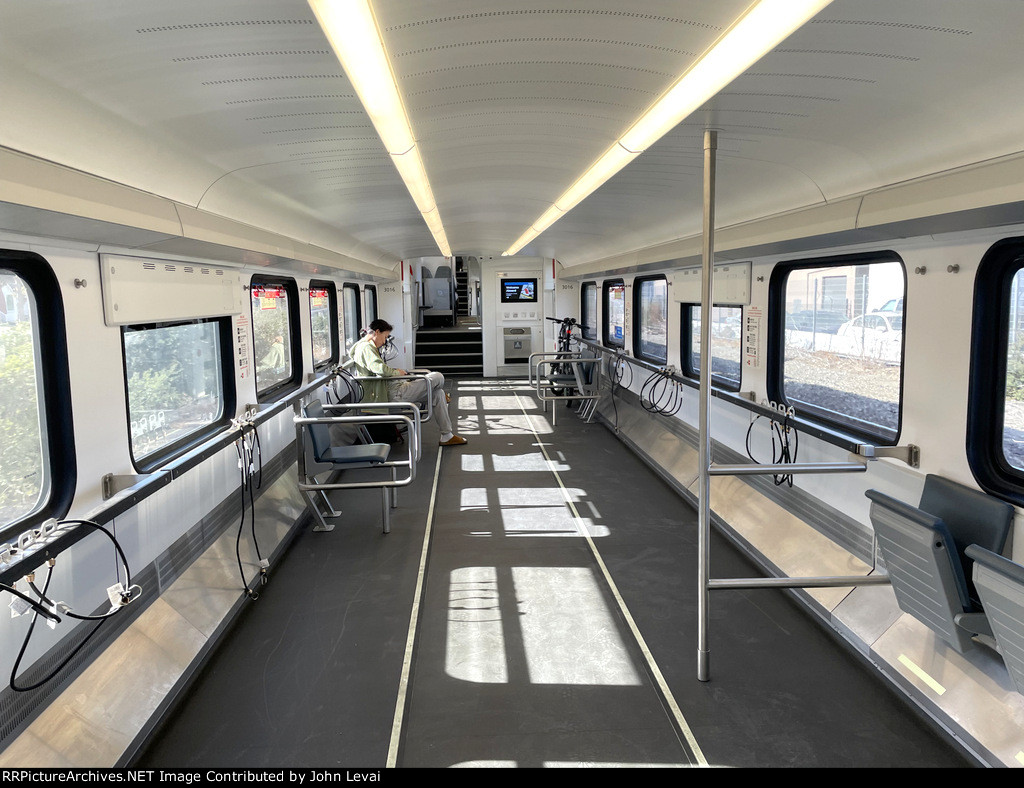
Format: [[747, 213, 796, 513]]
[[1, 1, 1023, 270]]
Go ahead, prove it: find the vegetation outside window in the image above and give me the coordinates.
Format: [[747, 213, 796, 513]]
[[769, 253, 905, 443], [251, 280, 296, 395], [635, 276, 668, 363], [682, 304, 742, 391], [0, 272, 47, 526], [123, 319, 227, 466], [310, 282, 338, 368], [0, 253, 74, 536]]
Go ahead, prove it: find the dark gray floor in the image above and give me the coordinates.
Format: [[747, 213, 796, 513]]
[[138, 379, 971, 768]]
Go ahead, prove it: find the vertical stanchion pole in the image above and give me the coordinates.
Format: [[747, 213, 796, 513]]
[[697, 129, 717, 682]]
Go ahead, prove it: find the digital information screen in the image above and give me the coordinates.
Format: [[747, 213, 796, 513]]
[[501, 278, 538, 303]]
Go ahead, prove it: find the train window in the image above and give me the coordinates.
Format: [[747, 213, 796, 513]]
[[342, 283, 361, 353], [0, 272, 46, 525], [309, 280, 339, 369], [634, 275, 668, 363], [681, 305, 742, 392], [251, 276, 301, 399], [968, 238, 1024, 504], [0, 252, 74, 535], [364, 285, 378, 328], [581, 281, 597, 340], [768, 253, 905, 443], [123, 318, 232, 468], [603, 279, 626, 348]]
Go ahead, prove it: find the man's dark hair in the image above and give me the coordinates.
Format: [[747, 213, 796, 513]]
[[369, 318, 394, 333]]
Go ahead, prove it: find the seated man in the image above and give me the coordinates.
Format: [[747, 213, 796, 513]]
[[351, 319, 467, 446]]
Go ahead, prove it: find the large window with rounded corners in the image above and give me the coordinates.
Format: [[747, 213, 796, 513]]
[[309, 280, 339, 369], [603, 279, 626, 348], [969, 238, 1024, 505], [251, 276, 301, 399], [581, 281, 598, 341], [0, 252, 75, 536], [123, 318, 233, 469], [768, 252, 906, 443], [634, 275, 668, 363], [342, 283, 361, 354], [681, 304, 742, 392]]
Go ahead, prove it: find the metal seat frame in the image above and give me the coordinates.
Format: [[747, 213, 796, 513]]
[[295, 399, 420, 534]]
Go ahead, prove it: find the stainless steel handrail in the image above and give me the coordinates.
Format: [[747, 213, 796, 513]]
[[0, 367, 344, 587], [692, 130, 889, 683]]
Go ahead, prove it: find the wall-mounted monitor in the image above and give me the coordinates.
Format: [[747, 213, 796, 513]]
[[500, 278, 538, 303]]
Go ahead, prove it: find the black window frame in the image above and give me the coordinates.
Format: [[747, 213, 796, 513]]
[[680, 303, 743, 393], [250, 275, 302, 402], [968, 237, 1024, 506], [633, 274, 669, 364], [308, 279, 340, 370], [603, 279, 626, 349], [767, 250, 906, 445], [581, 281, 598, 341], [0, 250, 76, 540], [122, 317, 236, 472], [364, 284, 378, 327], [342, 282, 362, 352]]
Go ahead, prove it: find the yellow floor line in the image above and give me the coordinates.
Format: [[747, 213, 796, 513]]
[[897, 654, 946, 696], [387, 446, 444, 767]]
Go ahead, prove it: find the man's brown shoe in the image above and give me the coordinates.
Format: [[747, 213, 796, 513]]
[[440, 435, 467, 446]]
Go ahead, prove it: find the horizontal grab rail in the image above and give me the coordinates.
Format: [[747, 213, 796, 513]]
[[708, 461, 867, 476], [575, 337, 919, 467], [0, 368, 341, 586], [709, 574, 891, 590]]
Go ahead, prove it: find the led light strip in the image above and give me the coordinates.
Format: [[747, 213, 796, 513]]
[[309, 0, 452, 256], [503, 0, 834, 256]]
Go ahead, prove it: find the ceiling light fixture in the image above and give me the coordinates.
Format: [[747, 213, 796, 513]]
[[309, 0, 452, 256], [501, 0, 834, 256]]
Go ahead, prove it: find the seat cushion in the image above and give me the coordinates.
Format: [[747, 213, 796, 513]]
[[321, 443, 390, 465]]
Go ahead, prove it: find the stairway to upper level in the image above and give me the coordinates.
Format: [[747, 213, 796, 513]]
[[414, 323, 482, 377]]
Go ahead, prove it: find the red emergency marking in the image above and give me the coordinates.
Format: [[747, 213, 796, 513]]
[[252, 285, 285, 301]]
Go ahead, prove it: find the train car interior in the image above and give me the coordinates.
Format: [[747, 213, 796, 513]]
[[3, 0, 1024, 769]]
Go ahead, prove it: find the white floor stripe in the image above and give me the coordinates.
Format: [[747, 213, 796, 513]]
[[515, 391, 709, 768], [386, 445, 445, 767]]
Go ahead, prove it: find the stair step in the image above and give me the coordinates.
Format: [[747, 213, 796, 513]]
[[416, 341, 481, 351], [416, 352, 483, 359]]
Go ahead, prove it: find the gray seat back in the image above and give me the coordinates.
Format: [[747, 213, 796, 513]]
[[966, 545, 1024, 695], [920, 474, 1013, 605], [303, 400, 333, 464], [867, 489, 976, 653]]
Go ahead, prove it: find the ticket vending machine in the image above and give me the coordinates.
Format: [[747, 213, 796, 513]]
[[496, 271, 542, 376]]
